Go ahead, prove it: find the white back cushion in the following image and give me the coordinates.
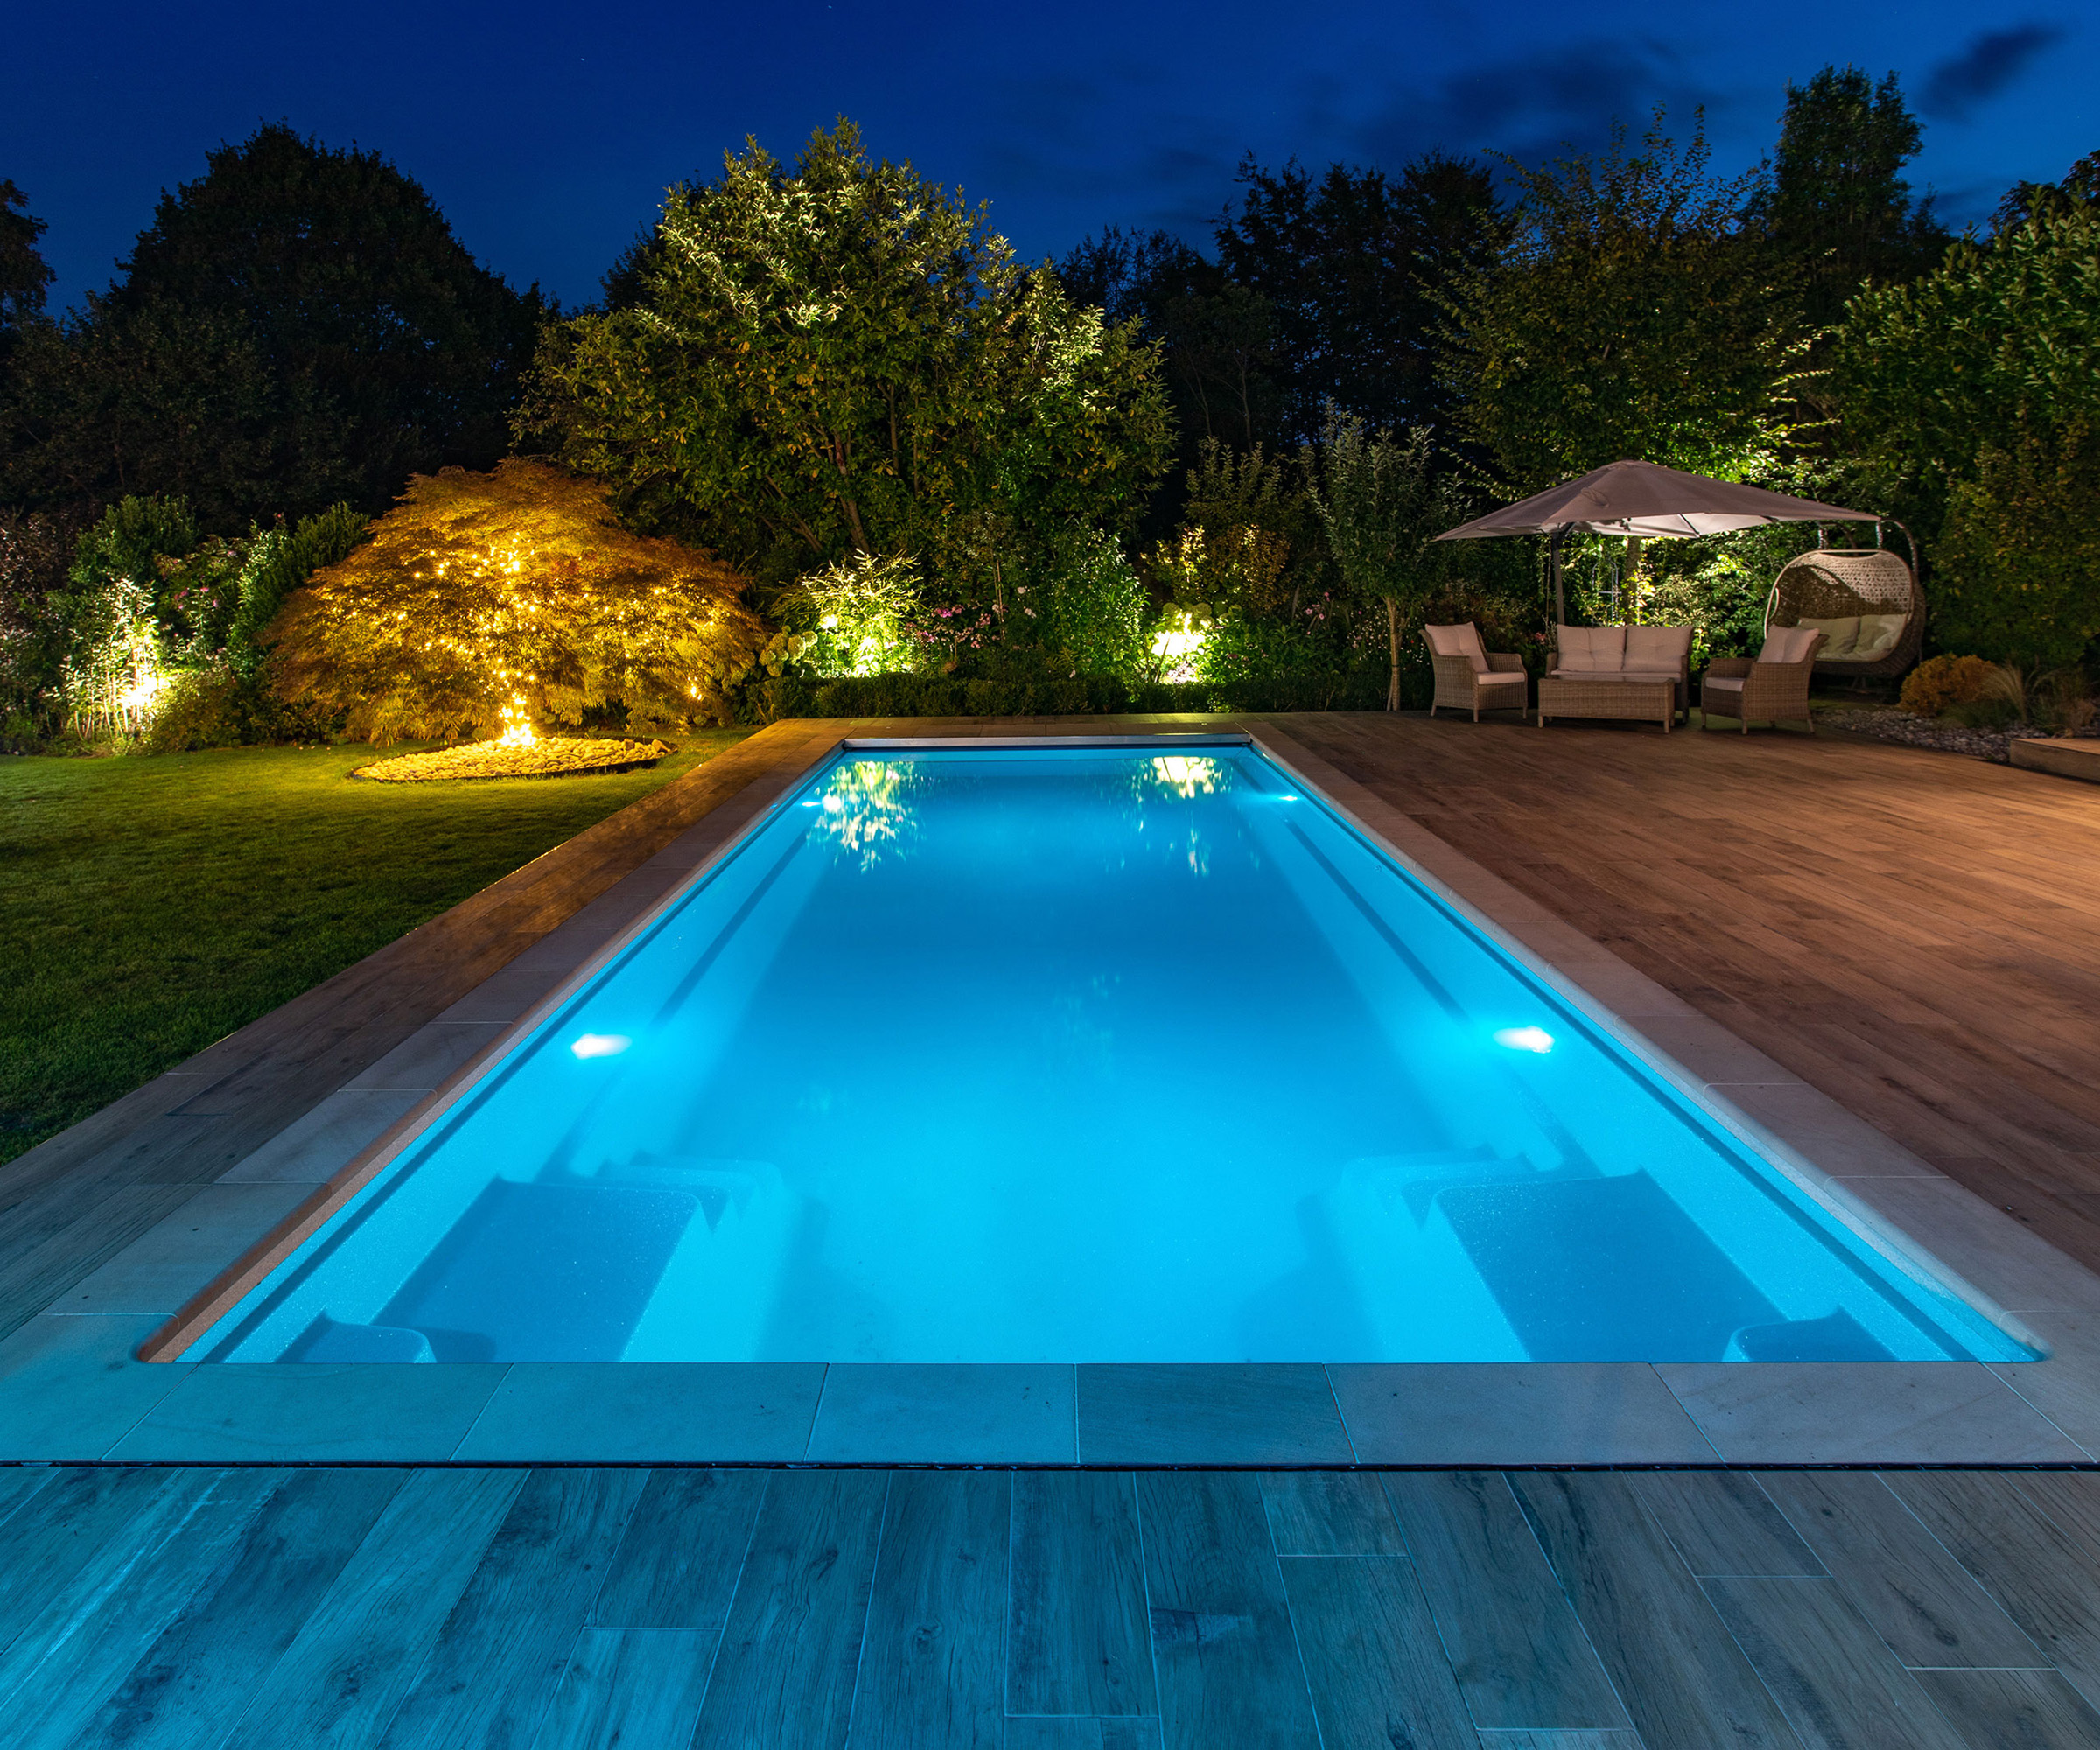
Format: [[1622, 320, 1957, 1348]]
[[1556, 625, 1626, 672], [1623, 625, 1691, 670], [1852, 613, 1905, 657], [1796, 615, 1859, 657], [1424, 623, 1489, 674]]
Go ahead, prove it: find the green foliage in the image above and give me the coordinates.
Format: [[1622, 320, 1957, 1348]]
[[0, 125, 543, 527], [1934, 423, 2100, 667], [1443, 114, 1805, 489], [1834, 200, 2100, 522], [1304, 410, 1468, 708], [775, 551, 923, 677], [1018, 527, 1152, 678], [520, 122, 1173, 581], [1754, 66, 1945, 333], [269, 459, 767, 742], [228, 501, 368, 671], [0, 178, 53, 349], [1899, 653, 1998, 717]]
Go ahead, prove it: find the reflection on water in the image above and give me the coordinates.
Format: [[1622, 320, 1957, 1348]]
[[809, 759, 921, 868]]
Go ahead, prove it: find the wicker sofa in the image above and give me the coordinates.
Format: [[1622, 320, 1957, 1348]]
[[1423, 623, 1529, 721], [1699, 626, 1827, 732], [1549, 624, 1693, 718]]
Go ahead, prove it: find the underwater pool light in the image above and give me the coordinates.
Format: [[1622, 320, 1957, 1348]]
[[1493, 1026, 1554, 1054]]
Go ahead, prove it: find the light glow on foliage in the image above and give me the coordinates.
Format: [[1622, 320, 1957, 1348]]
[[495, 693, 537, 749], [1149, 607, 1209, 683]]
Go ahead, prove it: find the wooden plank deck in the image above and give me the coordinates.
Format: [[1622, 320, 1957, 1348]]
[[0, 1462, 2095, 1747], [1264, 713, 2100, 1277]]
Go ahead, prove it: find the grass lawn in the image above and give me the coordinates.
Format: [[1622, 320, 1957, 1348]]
[[0, 732, 752, 1165]]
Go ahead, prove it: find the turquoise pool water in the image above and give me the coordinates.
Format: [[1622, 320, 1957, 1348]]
[[188, 739, 2030, 1364]]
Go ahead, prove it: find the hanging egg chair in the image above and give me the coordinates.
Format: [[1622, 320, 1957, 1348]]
[[1763, 533, 1922, 682]]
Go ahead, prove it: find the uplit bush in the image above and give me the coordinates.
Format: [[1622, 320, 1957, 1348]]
[[774, 551, 922, 677], [1898, 654, 1998, 718], [269, 459, 767, 742]]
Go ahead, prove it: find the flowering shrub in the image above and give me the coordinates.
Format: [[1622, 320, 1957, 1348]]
[[776, 551, 922, 676]]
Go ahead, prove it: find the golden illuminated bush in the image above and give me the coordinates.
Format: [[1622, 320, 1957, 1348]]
[[268, 459, 766, 742]]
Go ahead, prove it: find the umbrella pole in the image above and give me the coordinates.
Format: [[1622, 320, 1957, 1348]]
[[1550, 528, 1567, 626]]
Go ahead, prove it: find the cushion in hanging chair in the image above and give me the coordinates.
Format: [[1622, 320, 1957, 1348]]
[[1797, 615, 1859, 657]]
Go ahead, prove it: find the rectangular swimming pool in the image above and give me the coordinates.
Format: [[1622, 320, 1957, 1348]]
[[179, 738, 2034, 1365]]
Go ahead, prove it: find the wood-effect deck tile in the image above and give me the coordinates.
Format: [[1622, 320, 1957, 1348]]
[[218, 1468, 526, 1750], [1009, 1471, 1158, 1719], [689, 1469, 890, 1750], [1756, 1471, 2047, 1671], [78, 1467, 406, 1750], [1381, 1470, 1629, 1732], [1888, 1470, 2100, 1701], [1133, 1471, 1322, 1750], [1278, 1554, 1477, 1749], [376, 1467, 648, 1750], [528, 1628, 716, 1750], [1633, 1471, 1825, 1578], [0, 1467, 195, 1659], [586, 1468, 766, 1630], [846, 1470, 1010, 1750], [0, 1468, 284, 1750], [1004, 1719, 1166, 1750], [1909, 1667, 2100, 1748], [1507, 1471, 1797, 1750], [1702, 1576, 1971, 1748], [1258, 1470, 1404, 1556]]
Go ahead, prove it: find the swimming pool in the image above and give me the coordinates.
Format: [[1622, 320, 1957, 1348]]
[[179, 738, 2033, 1365]]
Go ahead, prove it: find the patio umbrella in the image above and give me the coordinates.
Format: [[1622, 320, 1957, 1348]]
[[1436, 458, 1880, 623]]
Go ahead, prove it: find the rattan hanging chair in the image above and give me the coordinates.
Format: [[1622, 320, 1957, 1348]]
[[1764, 536, 1923, 682]]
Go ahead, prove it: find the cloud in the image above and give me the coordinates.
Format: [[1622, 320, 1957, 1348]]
[[1922, 24, 2068, 122], [1344, 39, 1731, 172]]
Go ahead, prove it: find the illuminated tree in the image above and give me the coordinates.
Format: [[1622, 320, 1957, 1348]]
[[519, 122, 1172, 580], [269, 460, 766, 743]]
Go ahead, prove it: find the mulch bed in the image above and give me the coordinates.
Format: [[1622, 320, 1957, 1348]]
[[352, 737, 675, 782], [1815, 705, 2100, 765]]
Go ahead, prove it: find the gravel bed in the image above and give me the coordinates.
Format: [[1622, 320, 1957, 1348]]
[[1814, 706, 2100, 763]]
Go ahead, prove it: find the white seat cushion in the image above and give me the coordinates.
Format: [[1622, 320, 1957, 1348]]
[[1703, 676, 1746, 696], [1424, 623, 1490, 675], [1797, 615, 1859, 658], [1623, 625, 1692, 670], [1757, 626, 1823, 664], [1556, 625, 1625, 673]]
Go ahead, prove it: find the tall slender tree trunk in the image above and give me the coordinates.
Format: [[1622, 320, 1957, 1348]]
[[1385, 595, 1402, 711]]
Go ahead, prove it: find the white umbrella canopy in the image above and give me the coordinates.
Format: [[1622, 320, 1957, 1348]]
[[1435, 458, 1880, 620]]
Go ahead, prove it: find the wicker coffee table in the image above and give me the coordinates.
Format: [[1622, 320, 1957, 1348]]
[[1536, 676, 1677, 732]]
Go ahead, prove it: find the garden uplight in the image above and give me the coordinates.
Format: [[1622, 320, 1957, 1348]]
[[1494, 1026, 1555, 1054]]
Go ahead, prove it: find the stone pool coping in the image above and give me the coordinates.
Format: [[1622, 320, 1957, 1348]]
[[5, 717, 2100, 1467]]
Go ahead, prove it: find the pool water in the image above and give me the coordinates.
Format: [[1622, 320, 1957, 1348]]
[[187, 740, 2031, 1364]]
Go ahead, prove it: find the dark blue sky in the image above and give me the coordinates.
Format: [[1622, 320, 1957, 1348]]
[[8, 0, 2091, 311]]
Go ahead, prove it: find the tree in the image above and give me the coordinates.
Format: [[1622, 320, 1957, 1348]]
[[1215, 154, 1506, 444], [1755, 67, 1947, 333], [1305, 411, 1467, 710], [268, 459, 766, 742], [1992, 148, 2100, 235], [522, 122, 1173, 583], [1441, 114, 1804, 492], [0, 126, 544, 527], [0, 180, 53, 355], [1835, 199, 2100, 661]]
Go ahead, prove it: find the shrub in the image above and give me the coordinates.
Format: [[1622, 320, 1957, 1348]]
[[774, 551, 922, 678], [1899, 654, 1998, 718]]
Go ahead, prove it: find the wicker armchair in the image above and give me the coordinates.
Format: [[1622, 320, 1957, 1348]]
[[1424, 624, 1530, 721], [1700, 627, 1826, 733]]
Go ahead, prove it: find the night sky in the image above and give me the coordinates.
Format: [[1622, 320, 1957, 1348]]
[[8, 0, 2092, 312]]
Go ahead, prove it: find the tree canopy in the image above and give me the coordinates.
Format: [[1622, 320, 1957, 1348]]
[[269, 459, 766, 742], [519, 122, 1173, 584], [0, 180, 52, 354], [1440, 114, 1804, 491], [0, 126, 545, 528]]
